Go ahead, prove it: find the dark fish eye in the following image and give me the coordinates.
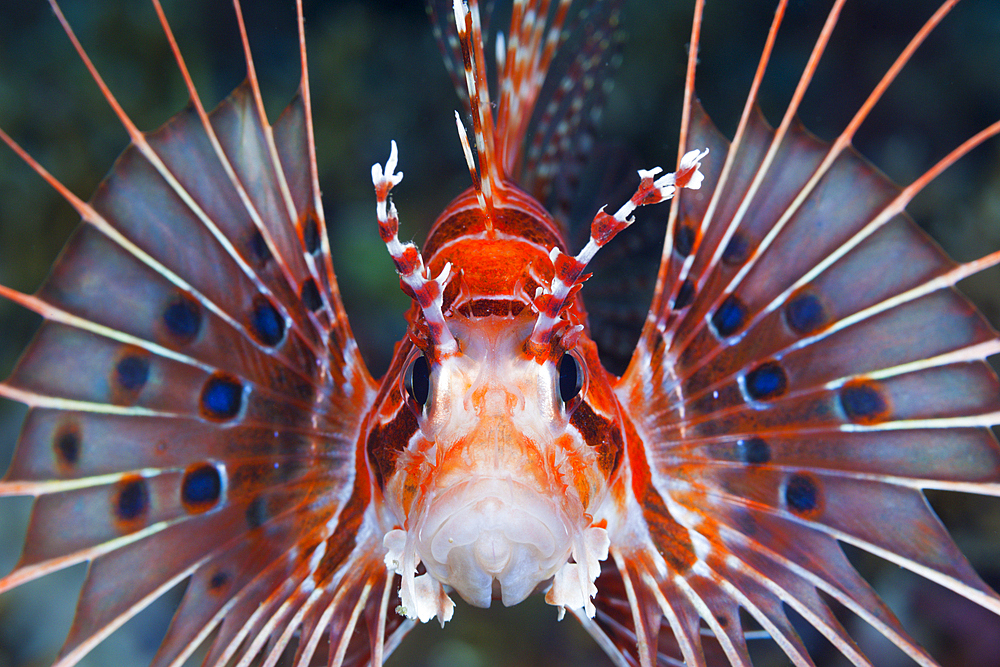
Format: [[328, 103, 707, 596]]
[[558, 352, 584, 403], [405, 354, 431, 407]]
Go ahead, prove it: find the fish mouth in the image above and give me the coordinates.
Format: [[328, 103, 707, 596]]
[[413, 477, 578, 608]]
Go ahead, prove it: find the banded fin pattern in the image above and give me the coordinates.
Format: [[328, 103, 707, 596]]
[[0, 1, 398, 666], [601, 1, 1000, 666], [428, 0, 627, 224]]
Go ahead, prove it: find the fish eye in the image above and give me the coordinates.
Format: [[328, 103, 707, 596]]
[[558, 351, 585, 404], [405, 354, 431, 407]]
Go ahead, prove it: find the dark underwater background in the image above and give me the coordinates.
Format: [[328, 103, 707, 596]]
[[0, 1, 999, 665]]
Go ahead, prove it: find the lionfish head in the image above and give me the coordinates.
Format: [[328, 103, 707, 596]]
[[364, 188, 631, 616], [378, 303, 616, 611], [365, 140, 705, 622], [364, 0, 707, 612]]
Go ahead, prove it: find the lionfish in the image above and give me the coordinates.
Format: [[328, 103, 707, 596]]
[[1, 0, 999, 665]]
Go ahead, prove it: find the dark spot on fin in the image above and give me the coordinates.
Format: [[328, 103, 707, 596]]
[[114, 476, 149, 528], [735, 510, 758, 537], [672, 279, 695, 310], [674, 223, 695, 257], [54, 423, 81, 469], [200, 373, 244, 420], [301, 279, 323, 312], [722, 232, 750, 266], [182, 463, 223, 513], [744, 361, 788, 401], [163, 295, 202, 344], [303, 215, 320, 255], [784, 473, 821, 516], [208, 571, 230, 591], [785, 289, 827, 335], [246, 495, 269, 529], [248, 230, 273, 267], [249, 297, 286, 347], [115, 354, 150, 392], [711, 295, 747, 338], [839, 380, 889, 424], [735, 437, 770, 465]]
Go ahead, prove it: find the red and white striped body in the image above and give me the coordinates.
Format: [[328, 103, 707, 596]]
[[363, 163, 704, 622], [367, 180, 619, 618], [363, 0, 706, 624]]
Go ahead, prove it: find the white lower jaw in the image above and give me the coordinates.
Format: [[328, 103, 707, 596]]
[[383, 478, 610, 624], [422, 478, 573, 607]]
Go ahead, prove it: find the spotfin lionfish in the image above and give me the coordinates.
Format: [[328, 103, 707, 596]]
[[1, 0, 1000, 665]]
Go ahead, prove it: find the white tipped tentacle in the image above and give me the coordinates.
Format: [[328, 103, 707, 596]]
[[372, 142, 458, 356], [529, 149, 708, 351]]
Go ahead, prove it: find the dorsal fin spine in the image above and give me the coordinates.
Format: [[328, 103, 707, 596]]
[[496, 0, 572, 178], [454, 111, 490, 219], [453, 0, 499, 232]]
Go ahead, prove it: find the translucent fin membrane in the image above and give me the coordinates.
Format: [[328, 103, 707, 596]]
[[605, 0, 1000, 666], [0, 1, 396, 665]]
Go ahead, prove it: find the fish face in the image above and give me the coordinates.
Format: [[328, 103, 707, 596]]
[[373, 309, 614, 616]]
